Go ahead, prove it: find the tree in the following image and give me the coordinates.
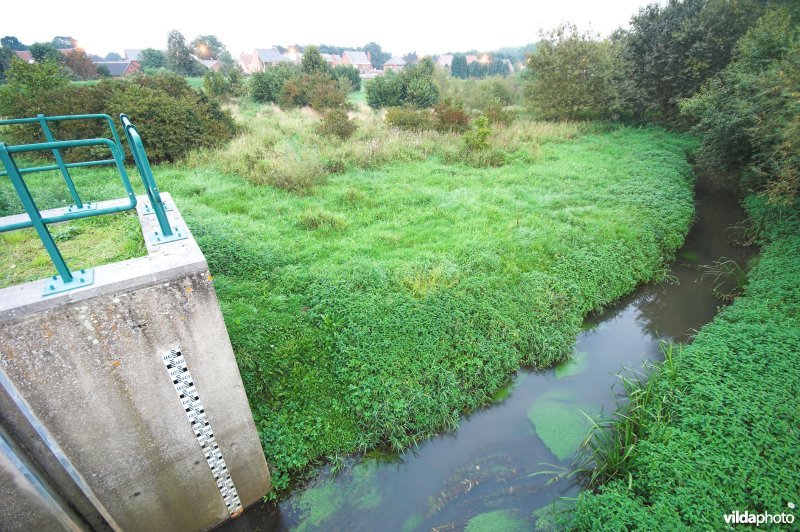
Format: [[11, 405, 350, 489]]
[[523, 23, 616, 120], [96, 65, 111, 78], [365, 57, 439, 108], [251, 63, 299, 103], [51, 36, 77, 49], [681, 5, 800, 198], [616, 0, 765, 123], [167, 30, 202, 76], [1, 36, 28, 51], [105, 52, 123, 61], [450, 54, 468, 79], [0, 59, 68, 108], [332, 64, 361, 91], [191, 35, 227, 60], [301, 45, 329, 75], [63, 49, 98, 80], [402, 57, 439, 107], [362, 42, 391, 69], [29, 42, 62, 63], [403, 52, 418, 65], [0, 46, 14, 81], [139, 48, 166, 69]]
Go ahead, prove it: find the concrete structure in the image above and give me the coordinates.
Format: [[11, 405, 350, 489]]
[[0, 194, 270, 530]]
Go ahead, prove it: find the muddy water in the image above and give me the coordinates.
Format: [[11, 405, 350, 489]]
[[222, 193, 756, 531]]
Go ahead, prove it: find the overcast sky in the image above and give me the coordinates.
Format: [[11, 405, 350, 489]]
[[3, 0, 660, 58]]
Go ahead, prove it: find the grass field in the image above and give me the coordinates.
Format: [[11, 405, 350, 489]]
[[0, 104, 696, 490], [569, 196, 800, 529]]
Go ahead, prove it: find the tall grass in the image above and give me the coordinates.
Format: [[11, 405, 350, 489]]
[[184, 103, 588, 193], [572, 343, 679, 489]]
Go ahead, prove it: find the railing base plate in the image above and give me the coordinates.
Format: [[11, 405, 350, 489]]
[[66, 202, 98, 213], [42, 269, 95, 296], [142, 202, 172, 216], [149, 226, 188, 246]]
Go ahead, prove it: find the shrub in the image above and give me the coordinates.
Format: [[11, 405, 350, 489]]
[[365, 57, 439, 109], [463, 116, 491, 151], [365, 70, 403, 108], [523, 23, 616, 120], [433, 99, 470, 133], [0, 71, 238, 162], [680, 6, 800, 199], [385, 106, 435, 132], [251, 63, 299, 103], [332, 64, 361, 91], [278, 73, 349, 111], [317, 109, 357, 140]]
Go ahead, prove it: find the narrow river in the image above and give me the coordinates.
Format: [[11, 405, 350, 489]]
[[223, 192, 756, 531]]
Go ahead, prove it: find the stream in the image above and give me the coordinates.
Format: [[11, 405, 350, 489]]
[[222, 192, 756, 531]]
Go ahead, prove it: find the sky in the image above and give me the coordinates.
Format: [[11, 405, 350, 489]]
[[2, 0, 660, 58]]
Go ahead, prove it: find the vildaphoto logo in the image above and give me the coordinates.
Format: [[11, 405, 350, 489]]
[[724, 503, 796, 527]]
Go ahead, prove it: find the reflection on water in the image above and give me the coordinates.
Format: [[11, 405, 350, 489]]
[[222, 194, 755, 531]]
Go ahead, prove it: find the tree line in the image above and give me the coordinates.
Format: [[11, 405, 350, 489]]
[[522, 0, 799, 199]]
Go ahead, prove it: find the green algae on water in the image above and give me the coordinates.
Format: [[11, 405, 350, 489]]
[[527, 391, 592, 460], [466, 509, 529, 532], [554, 350, 589, 379]]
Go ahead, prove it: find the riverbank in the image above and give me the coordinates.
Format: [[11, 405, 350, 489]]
[[570, 195, 800, 529]]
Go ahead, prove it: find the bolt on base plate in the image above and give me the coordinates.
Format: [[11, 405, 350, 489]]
[[66, 202, 98, 213], [149, 226, 188, 245], [42, 268, 95, 296], [141, 202, 172, 216]]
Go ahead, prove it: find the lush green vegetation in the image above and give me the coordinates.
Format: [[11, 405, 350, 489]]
[[0, 99, 696, 490], [0, 66, 238, 162], [569, 196, 800, 529]]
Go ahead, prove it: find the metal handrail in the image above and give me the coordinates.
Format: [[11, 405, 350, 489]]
[[0, 114, 186, 296], [0, 114, 125, 211], [119, 114, 173, 238]]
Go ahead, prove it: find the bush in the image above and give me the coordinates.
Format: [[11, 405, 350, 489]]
[[463, 116, 491, 151], [278, 73, 348, 111], [680, 6, 800, 199], [433, 99, 470, 132], [523, 23, 616, 120], [385, 106, 435, 131], [365, 70, 403, 108], [0, 71, 238, 162], [251, 63, 299, 103], [332, 64, 361, 91], [317, 109, 357, 140], [365, 57, 439, 109]]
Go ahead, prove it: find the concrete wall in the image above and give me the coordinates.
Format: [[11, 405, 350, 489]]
[[0, 194, 270, 531]]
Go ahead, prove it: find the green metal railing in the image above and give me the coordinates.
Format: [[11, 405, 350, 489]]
[[0, 113, 186, 296]]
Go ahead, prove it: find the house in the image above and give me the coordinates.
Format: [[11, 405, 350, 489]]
[[198, 59, 223, 71], [466, 55, 478, 64], [383, 56, 406, 72], [321, 53, 342, 67], [342, 51, 372, 74], [93, 61, 142, 77], [239, 53, 258, 74], [14, 50, 34, 63], [124, 49, 142, 61], [239, 48, 297, 74], [437, 54, 453, 68]]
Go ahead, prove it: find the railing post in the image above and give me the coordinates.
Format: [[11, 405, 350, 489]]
[[36, 114, 84, 209], [119, 115, 177, 240], [0, 143, 73, 284]]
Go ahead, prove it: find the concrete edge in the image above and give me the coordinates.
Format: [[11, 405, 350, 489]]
[[0, 192, 207, 321]]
